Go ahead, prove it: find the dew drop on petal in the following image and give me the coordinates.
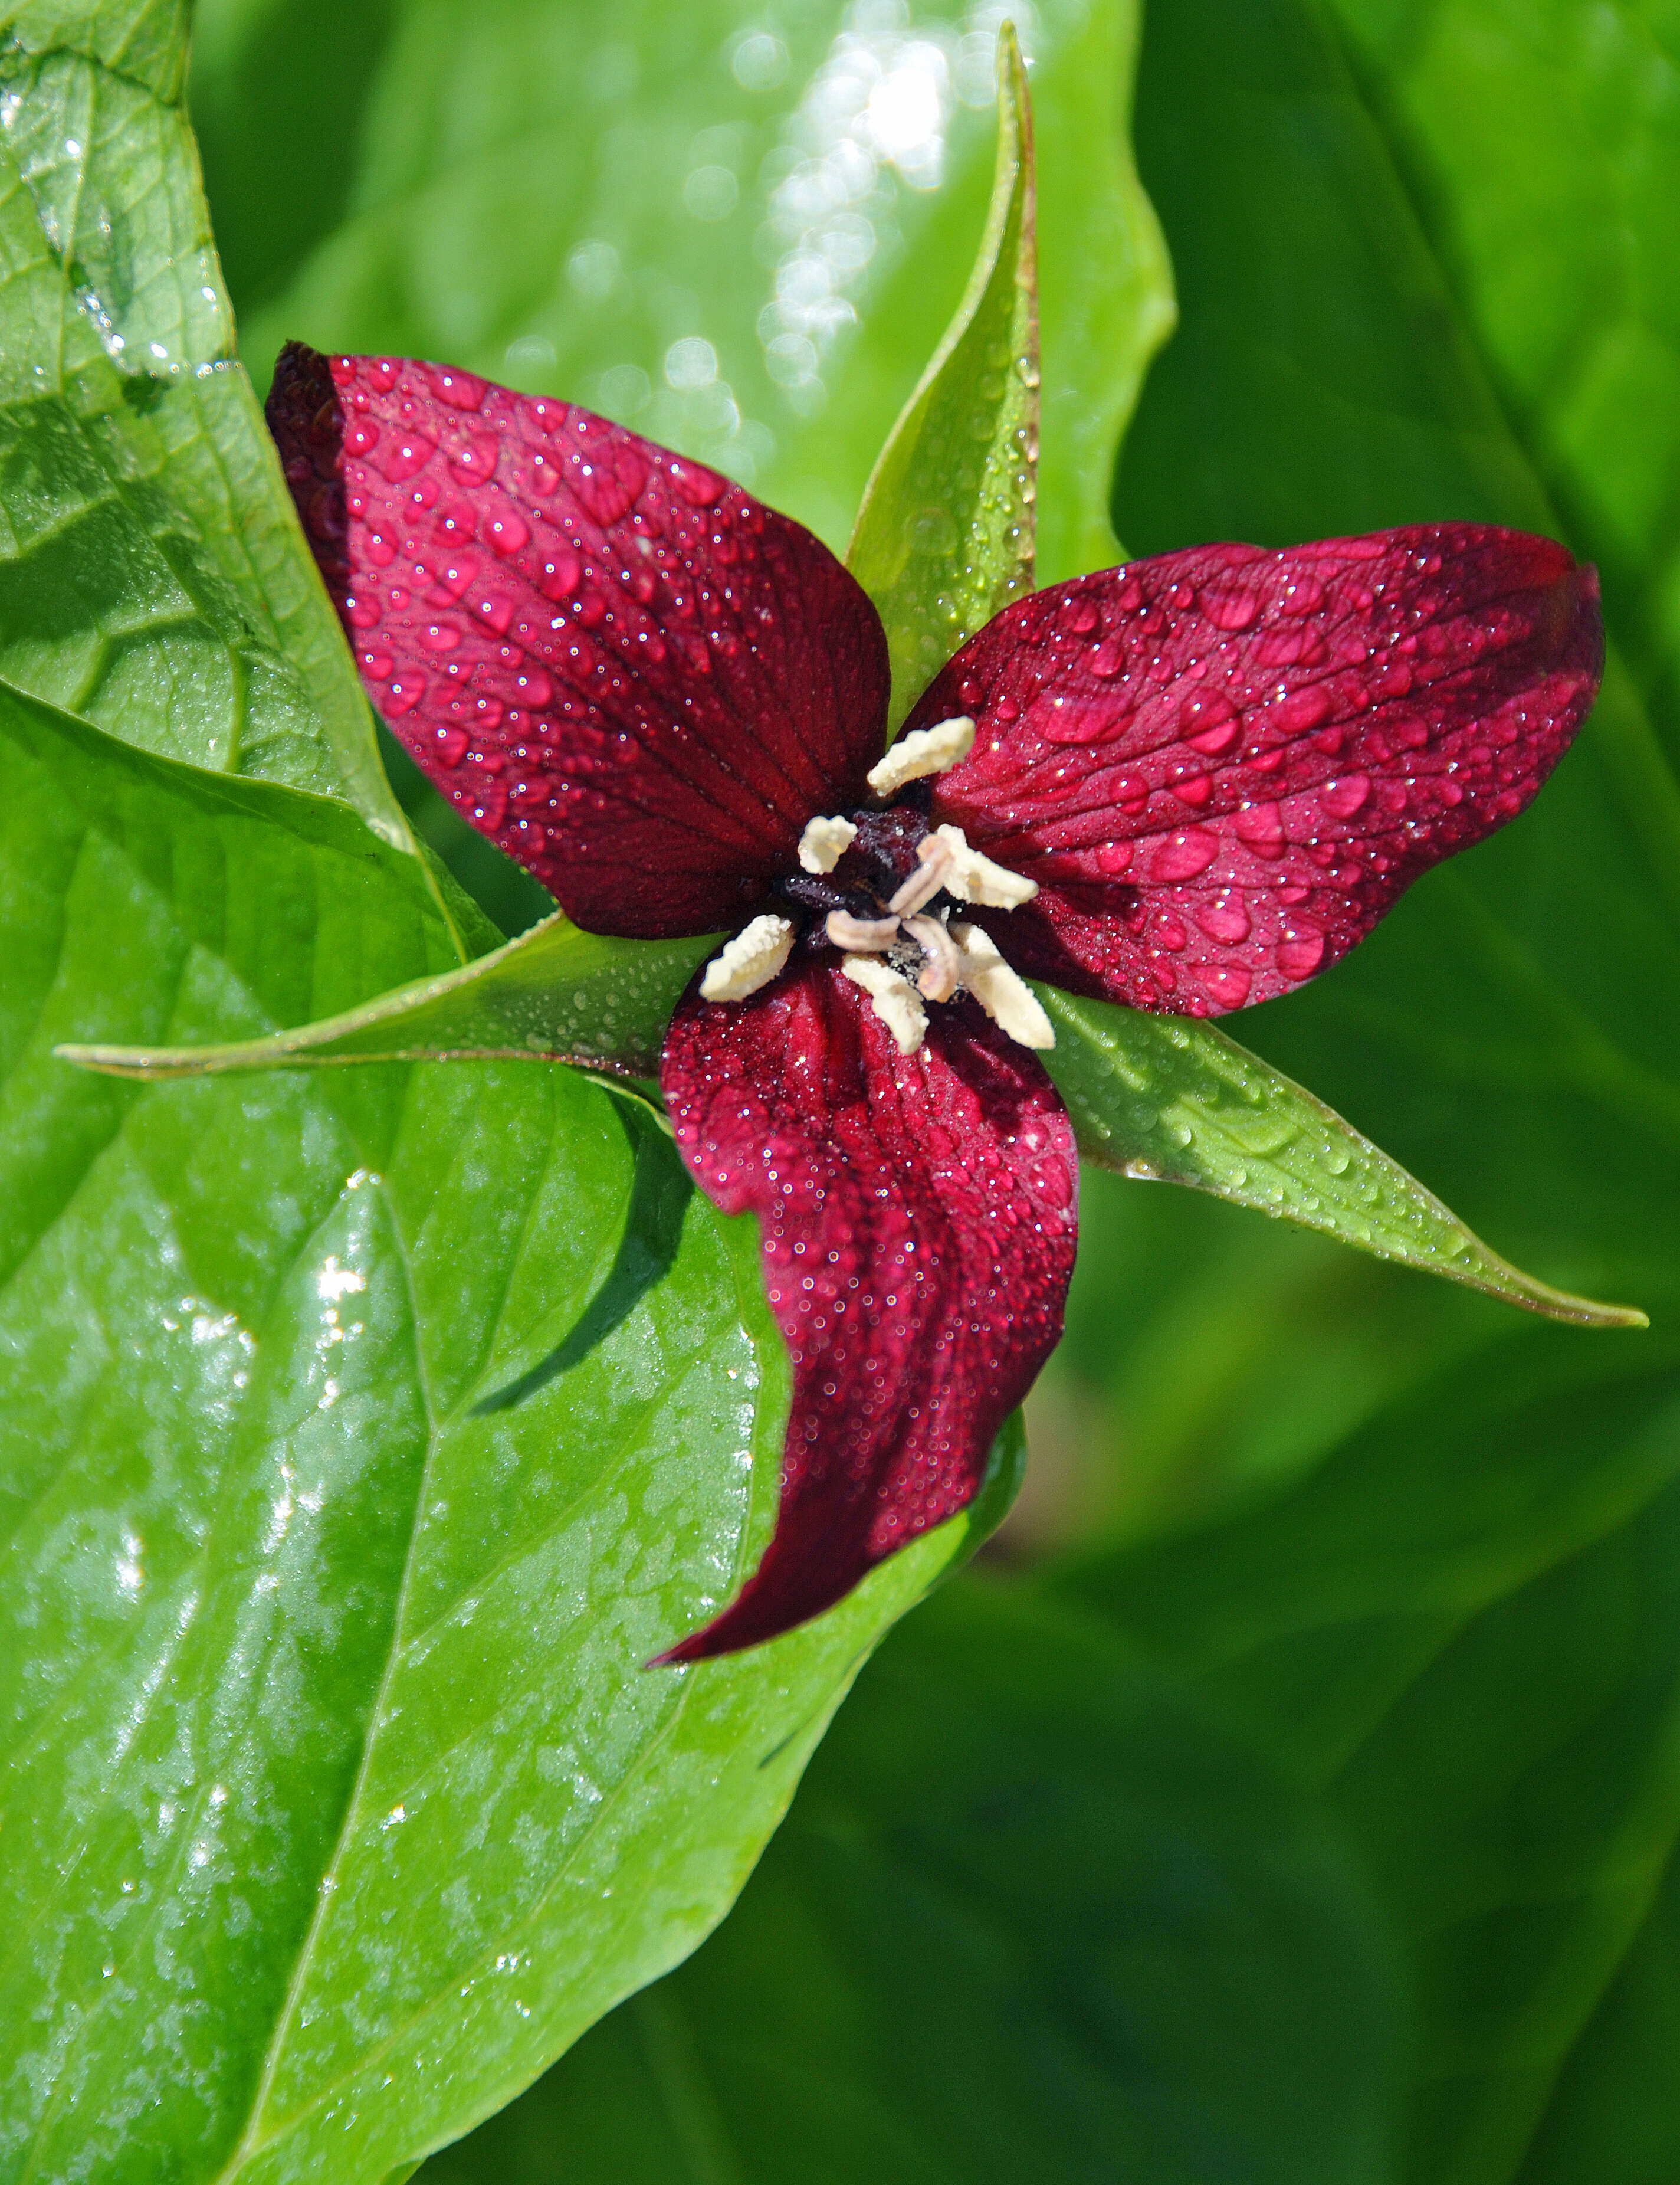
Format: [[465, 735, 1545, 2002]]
[[1320, 774, 1371, 819], [1276, 928, 1325, 979], [1203, 964, 1252, 1007]]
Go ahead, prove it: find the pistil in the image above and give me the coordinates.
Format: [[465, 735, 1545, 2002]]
[[697, 722, 1054, 1052]]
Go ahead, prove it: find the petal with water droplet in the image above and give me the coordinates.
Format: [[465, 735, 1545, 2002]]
[[905, 525, 1602, 1017], [267, 345, 889, 938], [657, 959, 1077, 1660]]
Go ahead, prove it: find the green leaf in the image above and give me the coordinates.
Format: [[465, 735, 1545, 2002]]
[[1058, 1326, 1680, 2185], [1324, 0, 1680, 791], [0, 680, 1021, 2182], [1024, 0, 1680, 1556], [0, 0, 401, 830], [191, 0, 1172, 582], [845, 25, 1036, 730], [420, 1583, 1405, 2185], [1025, 4, 1680, 2180], [1039, 986, 1643, 1330], [56, 912, 718, 1082]]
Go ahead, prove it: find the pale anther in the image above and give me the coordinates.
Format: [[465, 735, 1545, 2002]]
[[888, 836, 953, 918], [825, 908, 900, 951], [933, 824, 1039, 909], [798, 814, 858, 874], [951, 922, 1055, 1049], [700, 913, 795, 1002], [904, 914, 961, 1002], [866, 715, 976, 797], [842, 955, 927, 1054]]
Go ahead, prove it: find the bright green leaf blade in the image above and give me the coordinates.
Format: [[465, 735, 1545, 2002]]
[[1325, 0, 1680, 802], [1025, 0, 1680, 1560], [1039, 987, 1644, 1331], [0, 679, 1021, 2183], [422, 1583, 1405, 2185], [56, 911, 718, 1082], [192, 0, 1172, 582], [1058, 1326, 1680, 2185], [845, 25, 1036, 729], [0, 0, 401, 830]]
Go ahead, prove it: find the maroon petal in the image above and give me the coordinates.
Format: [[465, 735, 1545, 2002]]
[[267, 344, 888, 938], [905, 526, 1603, 1014], [657, 961, 1077, 1660]]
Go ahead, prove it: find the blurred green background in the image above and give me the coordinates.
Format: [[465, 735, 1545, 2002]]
[[183, 0, 1680, 2176]]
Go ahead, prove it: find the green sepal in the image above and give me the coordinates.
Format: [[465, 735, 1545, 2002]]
[[846, 24, 1038, 733], [57, 910, 718, 1083], [1039, 985, 1645, 1330]]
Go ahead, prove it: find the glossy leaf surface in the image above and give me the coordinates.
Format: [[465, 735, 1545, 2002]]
[[846, 25, 1038, 729], [0, 680, 1019, 2183], [191, 0, 1170, 583], [0, 0, 399, 830], [422, 1584, 1405, 2185]]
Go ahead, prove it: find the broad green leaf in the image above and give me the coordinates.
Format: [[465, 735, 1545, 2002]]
[[191, 0, 1172, 579], [0, 1, 403, 834], [422, 1583, 1405, 2185], [0, 680, 1023, 2183], [1038, 986, 1643, 1330], [845, 25, 1037, 729], [1058, 1326, 1680, 2185], [1025, 4, 1680, 2181], [1024, 0, 1680, 1557], [1325, 0, 1680, 789], [57, 912, 717, 1082]]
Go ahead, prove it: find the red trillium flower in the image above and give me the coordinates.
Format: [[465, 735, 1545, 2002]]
[[268, 342, 1604, 1660]]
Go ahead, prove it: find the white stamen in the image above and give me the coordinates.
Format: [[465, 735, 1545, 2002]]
[[904, 914, 961, 1002], [951, 923, 1055, 1049], [700, 913, 795, 1001], [842, 955, 927, 1054], [798, 814, 857, 873], [933, 825, 1039, 909], [888, 836, 953, 917], [866, 716, 976, 797], [825, 908, 899, 951]]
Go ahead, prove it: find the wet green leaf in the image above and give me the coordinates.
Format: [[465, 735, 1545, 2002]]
[[422, 1583, 1405, 2185], [191, 0, 1171, 579], [0, 0, 400, 831], [0, 679, 1022, 2183], [1039, 986, 1643, 1330], [846, 25, 1037, 730]]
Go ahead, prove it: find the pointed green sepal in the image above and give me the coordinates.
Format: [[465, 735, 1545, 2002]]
[[846, 23, 1038, 732], [56, 912, 718, 1082], [1039, 986, 1646, 1330]]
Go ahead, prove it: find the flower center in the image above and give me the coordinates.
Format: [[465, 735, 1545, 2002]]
[[697, 717, 1054, 1056]]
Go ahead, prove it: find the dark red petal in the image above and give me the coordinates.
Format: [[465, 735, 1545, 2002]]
[[267, 343, 888, 938], [903, 526, 1603, 1015], [657, 961, 1077, 1660]]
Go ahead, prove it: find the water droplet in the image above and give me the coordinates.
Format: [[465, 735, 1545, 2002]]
[[1320, 774, 1370, 820], [1276, 928, 1325, 979]]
